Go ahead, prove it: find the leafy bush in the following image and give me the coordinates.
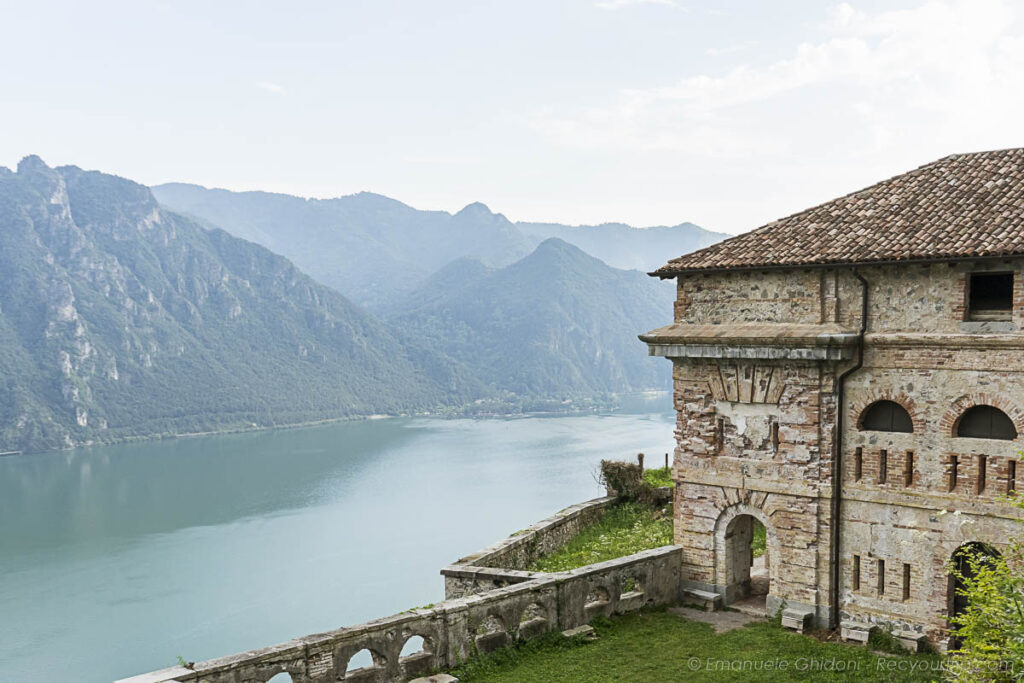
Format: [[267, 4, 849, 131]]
[[947, 497, 1024, 682], [599, 460, 660, 505]]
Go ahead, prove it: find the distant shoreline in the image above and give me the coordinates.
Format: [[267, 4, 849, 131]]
[[4, 391, 672, 458]]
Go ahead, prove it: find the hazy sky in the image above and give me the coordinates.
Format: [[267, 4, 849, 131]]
[[3, 0, 1023, 234]]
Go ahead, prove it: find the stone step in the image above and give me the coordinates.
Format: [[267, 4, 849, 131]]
[[682, 588, 722, 612]]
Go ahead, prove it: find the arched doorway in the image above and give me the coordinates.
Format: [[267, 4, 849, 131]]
[[948, 542, 1000, 649], [723, 514, 771, 612]]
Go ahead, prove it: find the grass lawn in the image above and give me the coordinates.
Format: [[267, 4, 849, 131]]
[[526, 502, 673, 572], [450, 610, 944, 682], [643, 466, 673, 488]]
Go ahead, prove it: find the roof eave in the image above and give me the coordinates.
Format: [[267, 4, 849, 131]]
[[648, 251, 1024, 279]]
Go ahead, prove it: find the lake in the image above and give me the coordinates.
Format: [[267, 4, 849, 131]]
[[0, 397, 674, 683]]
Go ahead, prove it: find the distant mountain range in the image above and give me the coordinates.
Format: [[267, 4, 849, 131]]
[[152, 183, 724, 310], [387, 238, 671, 397], [0, 158, 718, 454]]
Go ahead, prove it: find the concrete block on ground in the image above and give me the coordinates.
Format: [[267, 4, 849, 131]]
[[562, 624, 598, 640], [780, 608, 815, 633], [895, 630, 928, 653], [840, 620, 876, 644]]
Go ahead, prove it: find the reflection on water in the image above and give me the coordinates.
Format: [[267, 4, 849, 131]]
[[0, 395, 673, 683]]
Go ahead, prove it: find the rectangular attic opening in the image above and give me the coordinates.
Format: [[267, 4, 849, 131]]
[[967, 272, 1013, 321]]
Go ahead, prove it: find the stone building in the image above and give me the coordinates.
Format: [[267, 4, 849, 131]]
[[641, 149, 1024, 649]]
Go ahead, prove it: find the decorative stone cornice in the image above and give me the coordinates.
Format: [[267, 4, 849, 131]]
[[640, 323, 858, 360]]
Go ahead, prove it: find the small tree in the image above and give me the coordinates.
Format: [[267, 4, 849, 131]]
[[947, 495, 1024, 682]]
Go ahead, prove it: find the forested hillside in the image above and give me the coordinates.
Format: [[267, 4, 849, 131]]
[[387, 239, 674, 401]]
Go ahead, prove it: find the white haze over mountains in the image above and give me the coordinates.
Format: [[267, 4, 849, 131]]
[[5, 1, 1022, 234], [152, 183, 724, 309]]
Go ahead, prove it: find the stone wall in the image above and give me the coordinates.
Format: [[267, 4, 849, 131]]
[[118, 499, 682, 683], [448, 496, 617, 572], [652, 257, 1024, 649], [838, 263, 1024, 644], [441, 490, 671, 598], [670, 357, 838, 624]]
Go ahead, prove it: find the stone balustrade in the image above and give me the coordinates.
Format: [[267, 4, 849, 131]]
[[118, 494, 680, 683]]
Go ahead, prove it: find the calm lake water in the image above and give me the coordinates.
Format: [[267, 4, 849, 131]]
[[0, 397, 674, 683]]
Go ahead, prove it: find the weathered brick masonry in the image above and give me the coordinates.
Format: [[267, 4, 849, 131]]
[[643, 150, 1024, 649]]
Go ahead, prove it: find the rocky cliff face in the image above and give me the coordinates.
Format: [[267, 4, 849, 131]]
[[0, 157, 450, 453]]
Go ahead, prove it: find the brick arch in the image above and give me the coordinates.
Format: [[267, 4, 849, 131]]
[[712, 500, 782, 600], [849, 391, 924, 433], [940, 393, 1024, 439]]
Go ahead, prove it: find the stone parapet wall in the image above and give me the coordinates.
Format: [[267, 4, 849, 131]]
[[449, 495, 617, 572], [118, 502, 682, 683], [441, 490, 672, 599]]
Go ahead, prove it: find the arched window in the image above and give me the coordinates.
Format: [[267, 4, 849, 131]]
[[860, 401, 913, 433], [949, 542, 1001, 648], [955, 406, 1017, 440]]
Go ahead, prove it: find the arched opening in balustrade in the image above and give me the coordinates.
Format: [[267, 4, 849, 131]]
[[620, 574, 643, 595], [398, 635, 433, 677], [474, 613, 511, 654], [584, 585, 610, 608], [399, 635, 428, 658], [266, 674, 293, 683], [517, 602, 549, 639], [344, 647, 386, 680]]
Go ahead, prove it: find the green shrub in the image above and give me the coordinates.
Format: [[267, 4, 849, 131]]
[[946, 498, 1024, 682]]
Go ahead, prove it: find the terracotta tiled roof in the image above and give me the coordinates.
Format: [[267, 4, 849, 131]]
[[653, 148, 1024, 277]]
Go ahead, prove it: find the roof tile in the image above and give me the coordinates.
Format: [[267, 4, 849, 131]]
[[653, 149, 1024, 277]]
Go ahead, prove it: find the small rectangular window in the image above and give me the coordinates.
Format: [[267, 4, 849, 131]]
[[978, 455, 988, 494], [879, 449, 888, 484], [950, 455, 959, 491], [771, 421, 780, 452], [716, 418, 725, 454], [968, 272, 1013, 321], [1010, 460, 1017, 494], [904, 451, 914, 487], [854, 447, 863, 482], [852, 555, 861, 591], [902, 563, 911, 601], [877, 559, 885, 596]]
